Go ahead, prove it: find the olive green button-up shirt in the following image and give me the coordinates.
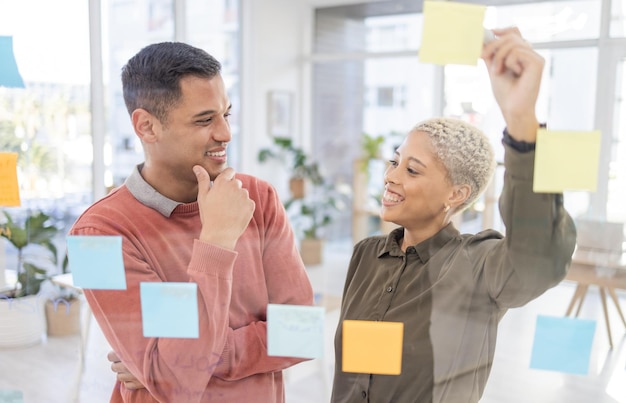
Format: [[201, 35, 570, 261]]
[[331, 145, 577, 403]]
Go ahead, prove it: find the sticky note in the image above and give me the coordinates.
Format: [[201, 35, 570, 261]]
[[140, 282, 199, 338], [342, 320, 403, 375], [530, 315, 596, 375], [66, 235, 126, 290], [267, 303, 325, 359], [0, 152, 20, 207], [533, 129, 601, 193], [419, 1, 487, 66], [0, 389, 24, 403], [0, 36, 25, 88]]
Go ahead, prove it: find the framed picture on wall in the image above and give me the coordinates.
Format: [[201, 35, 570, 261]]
[[267, 91, 293, 138]]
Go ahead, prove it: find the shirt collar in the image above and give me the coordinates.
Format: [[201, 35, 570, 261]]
[[380, 223, 459, 263], [125, 163, 182, 217]]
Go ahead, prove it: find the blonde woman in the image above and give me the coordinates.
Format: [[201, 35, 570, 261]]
[[331, 27, 576, 403]]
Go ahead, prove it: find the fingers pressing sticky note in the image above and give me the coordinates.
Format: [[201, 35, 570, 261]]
[[419, 1, 487, 66], [66, 235, 127, 290], [0, 152, 21, 207], [140, 282, 199, 338], [342, 320, 403, 375], [267, 303, 325, 359], [533, 129, 602, 193]]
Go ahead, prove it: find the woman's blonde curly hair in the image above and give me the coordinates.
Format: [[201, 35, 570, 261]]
[[412, 117, 496, 213]]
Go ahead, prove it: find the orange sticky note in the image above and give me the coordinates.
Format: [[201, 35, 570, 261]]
[[533, 129, 601, 193], [0, 152, 20, 207], [342, 320, 403, 375], [419, 1, 486, 66]]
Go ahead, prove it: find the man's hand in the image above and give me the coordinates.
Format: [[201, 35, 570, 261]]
[[481, 27, 545, 142], [194, 166, 255, 250], [107, 350, 145, 390]]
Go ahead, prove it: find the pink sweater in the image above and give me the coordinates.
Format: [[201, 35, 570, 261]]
[[70, 171, 314, 402]]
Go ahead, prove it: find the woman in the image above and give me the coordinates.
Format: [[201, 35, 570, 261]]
[[330, 28, 577, 403]]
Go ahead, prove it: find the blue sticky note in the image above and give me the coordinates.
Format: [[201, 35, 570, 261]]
[[0, 36, 25, 88], [0, 389, 24, 403], [267, 303, 325, 359], [140, 282, 199, 338], [530, 315, 596, 375], [66, 235, 127, 290]]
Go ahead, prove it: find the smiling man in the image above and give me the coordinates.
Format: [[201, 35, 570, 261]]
[[69, 42, 313, 402]]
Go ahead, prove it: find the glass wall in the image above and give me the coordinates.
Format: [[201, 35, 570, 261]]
[[0, 0, 93, 237], [0, 1, 241, 400], [312, 0, 623, 238]]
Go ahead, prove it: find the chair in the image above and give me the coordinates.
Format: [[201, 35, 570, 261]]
[[564, 219, 626, 349]]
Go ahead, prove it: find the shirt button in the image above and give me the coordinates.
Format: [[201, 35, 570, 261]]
[[386, 286, 393, 292], [361, 390, 367, 398]]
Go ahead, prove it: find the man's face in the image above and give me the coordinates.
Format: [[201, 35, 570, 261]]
[[152, 74, 232, 183]]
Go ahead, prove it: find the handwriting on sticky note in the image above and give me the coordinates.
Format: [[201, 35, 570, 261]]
[[66, 235, 127, 290], [533, 129, 601, 193], [342, 320, 404, 375], [140, 282, 199, 338], [530, 315, 596, 375], [419, 1, 487, 66], [267, 303, 325, 359], [0, 152, 21, 207]]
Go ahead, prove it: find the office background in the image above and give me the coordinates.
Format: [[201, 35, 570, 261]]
[[1, 0, 626, 402]]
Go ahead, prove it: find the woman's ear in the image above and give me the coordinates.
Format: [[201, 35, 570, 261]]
[[448, 184, 472, 210], [132, 108, 159, 144]]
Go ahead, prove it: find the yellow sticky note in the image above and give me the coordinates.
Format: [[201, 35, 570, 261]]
[[419, 1, 486, 66], [533, 129, 602, 193], [0, 152, 20, 207], [342, 320, 403, 375]]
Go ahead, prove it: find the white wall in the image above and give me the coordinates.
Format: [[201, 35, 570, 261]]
[[239, 0, 311, 197]]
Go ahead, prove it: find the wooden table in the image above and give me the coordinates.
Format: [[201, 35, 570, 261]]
[[564, 249, 626, 349]]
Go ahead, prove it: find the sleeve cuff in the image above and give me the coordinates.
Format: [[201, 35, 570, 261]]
[[501, 123, 546, 153]]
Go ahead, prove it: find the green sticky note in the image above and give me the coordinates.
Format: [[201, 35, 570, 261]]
[[533, 129, 601, 193], [66, 235, 127, 290], [419, 1, 486, 66], [140, 282, 199, 338], [0, 389, 24, 403], [267, 303, 325, 359]]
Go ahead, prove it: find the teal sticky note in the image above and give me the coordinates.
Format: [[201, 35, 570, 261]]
[[140, 282, 199, 338], [530, 315, 596, 375], [66, 235, 126, 290], [0, 36, 25, 88], [267, 303, 325, 359], [0, 389, 24, 403]]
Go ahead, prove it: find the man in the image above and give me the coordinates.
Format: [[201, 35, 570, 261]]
[[69, 42, 313, 402]]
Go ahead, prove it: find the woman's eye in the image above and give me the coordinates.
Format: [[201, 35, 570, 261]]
[[388, 160, 398, 167]]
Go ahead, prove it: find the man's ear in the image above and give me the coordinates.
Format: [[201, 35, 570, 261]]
[[448, 184, 472, 210], [131, 108, 160, 144]]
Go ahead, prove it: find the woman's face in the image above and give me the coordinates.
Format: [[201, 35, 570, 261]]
[[381, 130, 456, 231]]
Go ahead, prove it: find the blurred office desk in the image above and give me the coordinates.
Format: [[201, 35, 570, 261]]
[[565, 249, 626, 349]]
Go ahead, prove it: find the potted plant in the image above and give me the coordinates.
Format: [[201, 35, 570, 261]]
[[0, 209, 62, 347], [43, 254, 81, 337], [258, 137, 323, 199], [258, 137, 346, 265]]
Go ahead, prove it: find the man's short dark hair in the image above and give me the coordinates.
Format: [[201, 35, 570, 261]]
[[121, 42, 222, 122]]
